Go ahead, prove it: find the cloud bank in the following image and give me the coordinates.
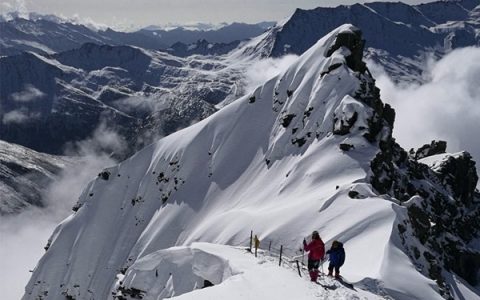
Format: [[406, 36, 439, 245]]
[[10, 84, 46, 103], [368, 47, 480, 186]]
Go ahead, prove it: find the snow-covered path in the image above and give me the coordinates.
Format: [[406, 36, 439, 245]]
[[117, 243, 387, 300]]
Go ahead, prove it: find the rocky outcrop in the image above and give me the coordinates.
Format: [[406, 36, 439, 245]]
[[410, 140, 447, 160], [434, 152, 478, 205], [325, 28, 367, 73], [369, 123, 480, 296], [323, 27, 480, 298]]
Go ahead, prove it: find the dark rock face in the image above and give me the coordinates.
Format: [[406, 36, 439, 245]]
[[333, 112, 358, 135], [340, 143, 355, 151], [368, 113, 480, 295], [326, 29, 367, 73], [411, 140, 447, 160], [165, 39, 241, 57], [434, 152, 478, 205], [281, 114, 296, 128], [327, 27, 394, 144], [99, 171, 111, 181]]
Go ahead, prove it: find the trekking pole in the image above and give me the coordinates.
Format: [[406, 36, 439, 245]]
[[320, 259, 324, 275], [302, 247, 305, 266]]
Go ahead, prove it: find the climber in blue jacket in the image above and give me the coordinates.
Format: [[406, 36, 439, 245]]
[[326, 240, 345, 279]]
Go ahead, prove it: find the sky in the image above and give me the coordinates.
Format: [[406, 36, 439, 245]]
[[1, 0, 435, 30]]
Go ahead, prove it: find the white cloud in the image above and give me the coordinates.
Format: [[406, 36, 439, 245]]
[[2, 110, 29, 124], [2, 109, 40, 124], [113, 94, 171, 114], [10, 84, 46, 102], [70, 13, 109, 31], [64, 121, 128, 157], [368, 47, 480, 184], [244, 54, 299, 92]]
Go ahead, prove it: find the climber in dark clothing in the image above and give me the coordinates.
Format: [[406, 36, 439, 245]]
[[327, 240, 345, 279]]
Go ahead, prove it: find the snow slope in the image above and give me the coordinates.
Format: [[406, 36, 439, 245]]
[[23, 24, 479, 300]]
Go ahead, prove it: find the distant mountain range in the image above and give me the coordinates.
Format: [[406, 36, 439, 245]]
[[0, 15, 273, 56]]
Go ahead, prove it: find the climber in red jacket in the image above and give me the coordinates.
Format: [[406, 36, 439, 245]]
[[303, 230, 325, 282]]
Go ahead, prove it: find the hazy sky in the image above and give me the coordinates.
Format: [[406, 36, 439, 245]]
[[1, 0, 435, 29]]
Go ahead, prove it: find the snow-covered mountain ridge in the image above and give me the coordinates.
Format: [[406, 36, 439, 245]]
[[24, 24, 480, 300]]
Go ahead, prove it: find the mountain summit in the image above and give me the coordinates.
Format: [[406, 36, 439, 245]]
[[24, 24, 479, 300]]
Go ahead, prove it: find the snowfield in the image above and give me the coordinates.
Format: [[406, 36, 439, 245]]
[[23, 24, 479, 300]]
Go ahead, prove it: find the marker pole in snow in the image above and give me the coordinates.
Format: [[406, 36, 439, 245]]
[[296, 260, 302, 277], [254, 235, 260, 257], [249, 230, 253, 252], [279, 245, 283, 266]]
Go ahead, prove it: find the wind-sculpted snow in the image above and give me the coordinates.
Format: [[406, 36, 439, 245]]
[[24, 24, 479, 300]]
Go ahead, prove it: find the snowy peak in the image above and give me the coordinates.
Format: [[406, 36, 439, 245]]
[[245, 24, 388, 163]]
